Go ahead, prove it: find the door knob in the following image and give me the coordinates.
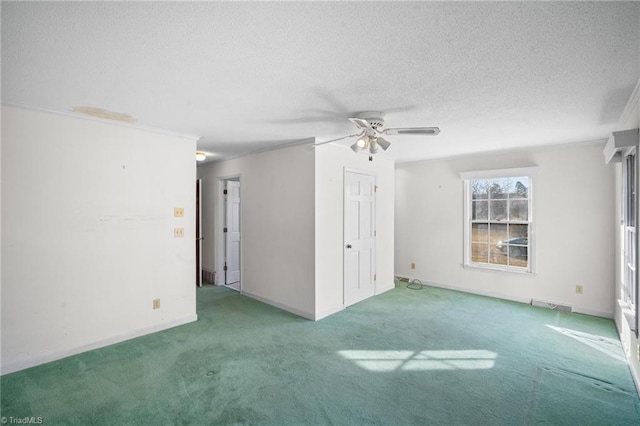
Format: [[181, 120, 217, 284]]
[[346, 244, 352, 249]]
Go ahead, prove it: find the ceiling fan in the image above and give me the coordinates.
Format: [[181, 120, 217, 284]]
[[312, 111, 440, 161]]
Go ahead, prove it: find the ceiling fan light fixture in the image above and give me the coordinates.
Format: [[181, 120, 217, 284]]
[[356, 135, 368, 148], [369, 140, 379, 154], [196, 151, 206, 161], [376, 137, 391, 151], [320, 112, 439, 158]]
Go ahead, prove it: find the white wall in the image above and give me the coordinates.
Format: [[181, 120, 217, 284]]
[[315, 145, 395, 319], [613, 80, 640, 391], [1, 106, 197, 374], [395, 141, 615, 318], [197, 144, 316, 319]]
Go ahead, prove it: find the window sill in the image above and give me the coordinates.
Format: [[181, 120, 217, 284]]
[[462, 263, 536, 276], [617, 299, 637, 333]]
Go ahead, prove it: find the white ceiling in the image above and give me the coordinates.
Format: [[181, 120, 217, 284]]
[[2, 1, 639, 163]]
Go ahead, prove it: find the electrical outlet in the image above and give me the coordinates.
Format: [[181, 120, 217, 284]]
[[174, 207, 184, 217], [637, 344, 640, 362], [153, 299, 160, 310], [576, 285, 584, 294], [411, 262, 416, 270], [174, 227, 184, 238]]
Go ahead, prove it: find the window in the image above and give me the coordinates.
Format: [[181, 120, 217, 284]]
[[604, 128, 639, 334], [622, 148, 637, 332], [461, 168, 537, 273]]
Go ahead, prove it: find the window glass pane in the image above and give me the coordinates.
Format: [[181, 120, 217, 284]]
[[490, 179, 509, 199], [631, 229, 636, 268], [472, 243, 488, 263], [489, 223, 507, 244], [472, 180, 489, 199], [508, 224, 528, 240], [506, 224, 528, 268], [632, 156, 636, 227], [492, 249, 508, 265], [490, 200, 507, 221], [512, 177, 528, 199], [472, 200, 488, 220], [472, 223, 488, 242], [509, 200, 528, 221], [490, 223, 508, 265], [510, 251, 528, 268], [629, 156, 632, 223]]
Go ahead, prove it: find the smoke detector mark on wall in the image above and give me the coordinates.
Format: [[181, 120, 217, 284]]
[[72, 106, 137, 123]]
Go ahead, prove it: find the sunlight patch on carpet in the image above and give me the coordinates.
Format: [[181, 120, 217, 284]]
[[337, 350, 497, 372], [546, 325, 626, 363]]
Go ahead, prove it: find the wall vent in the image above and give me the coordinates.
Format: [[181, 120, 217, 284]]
[[531, 299, 572, 312]]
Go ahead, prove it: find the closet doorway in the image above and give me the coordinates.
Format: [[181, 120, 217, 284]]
[[221, 177, 241, 291]]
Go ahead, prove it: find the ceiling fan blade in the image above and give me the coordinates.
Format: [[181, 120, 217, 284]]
[[312, 133, 361, 147], [349, 117, 373, 130], [383, 127, 440, 136]]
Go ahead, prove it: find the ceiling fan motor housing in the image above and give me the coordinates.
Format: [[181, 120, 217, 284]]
[[356, 111, 386, 130], [367, 119, 384, 130]]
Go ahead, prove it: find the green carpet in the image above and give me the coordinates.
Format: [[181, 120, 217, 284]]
[[2, 283, 639, 425]]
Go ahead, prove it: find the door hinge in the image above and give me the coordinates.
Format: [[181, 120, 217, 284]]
[[223, 189, 228, 195], [375, 186, 378, 192], [223, 264, 228, 271], [374, 274, 377, 281], [223, 227, 228, 233], [374, 230, 377, 237]]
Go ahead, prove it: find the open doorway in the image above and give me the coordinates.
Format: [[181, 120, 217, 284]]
[[220, 177, 241, 291]]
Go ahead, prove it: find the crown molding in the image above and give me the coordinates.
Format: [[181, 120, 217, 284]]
[[202, 137, 315, 165], [619, 77, 640, 128]]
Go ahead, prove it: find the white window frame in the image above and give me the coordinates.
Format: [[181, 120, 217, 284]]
[[461, 167, 539, 274], [621, 146, 638, 334]]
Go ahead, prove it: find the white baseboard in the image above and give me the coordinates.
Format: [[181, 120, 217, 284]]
[[315, 283, 394, 320], [403, 277, 613, 318], [1, 314, 198, 376], [572, 306, 613, 319], [314, 305, 344, 321], [241, 290, 315, 320], [422, 279, 532, 305], [376, 283, 395, 295]]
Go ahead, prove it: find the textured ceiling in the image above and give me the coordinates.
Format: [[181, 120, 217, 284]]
[[2, 1, 640, 163]]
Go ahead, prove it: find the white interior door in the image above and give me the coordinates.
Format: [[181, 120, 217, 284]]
[[225, 180, 241, 285], [344, 170, 376, 306]]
